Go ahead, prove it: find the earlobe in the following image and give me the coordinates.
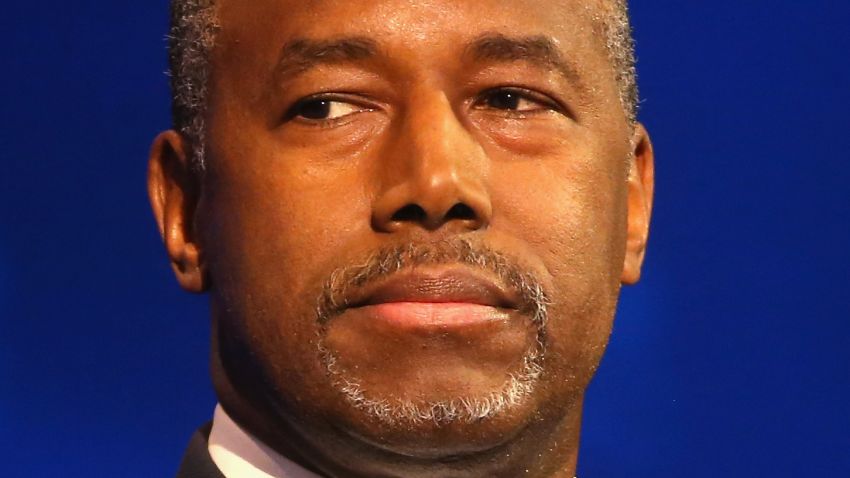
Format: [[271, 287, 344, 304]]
[[147, 131, 209, 293], [621, 123, 655, 285]]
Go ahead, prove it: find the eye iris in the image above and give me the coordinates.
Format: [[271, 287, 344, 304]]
[[298, 100, 331, 119], [487, 91, 521, 110]]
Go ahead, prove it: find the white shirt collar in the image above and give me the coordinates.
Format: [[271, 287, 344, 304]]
[[208, 404, 322, 478]]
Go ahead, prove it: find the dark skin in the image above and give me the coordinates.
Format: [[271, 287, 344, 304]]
[[148, 0, 654, 476]]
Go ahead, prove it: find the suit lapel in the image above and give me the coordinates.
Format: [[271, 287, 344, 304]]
[[175, 423, 226, 478]]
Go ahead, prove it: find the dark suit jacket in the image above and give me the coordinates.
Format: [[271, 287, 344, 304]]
[[175, 423, 225, 478]]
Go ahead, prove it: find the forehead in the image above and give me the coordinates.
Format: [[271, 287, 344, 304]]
[[214, 0, 613, 60]]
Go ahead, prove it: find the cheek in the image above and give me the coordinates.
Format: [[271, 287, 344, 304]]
[[491, 152, 627, 288], [490, 145, 628, 381], [200, 149, 373, 350], [200, 156, 382, 413]]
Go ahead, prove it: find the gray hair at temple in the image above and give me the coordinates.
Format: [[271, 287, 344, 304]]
[[167, 0, 638, 169]]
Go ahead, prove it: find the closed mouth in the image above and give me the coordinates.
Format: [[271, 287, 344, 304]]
[[344, 266, 520, 311]]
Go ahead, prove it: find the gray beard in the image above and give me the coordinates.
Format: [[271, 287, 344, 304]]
[[318, 342, 544, 426], [313, 238, 550, 426]]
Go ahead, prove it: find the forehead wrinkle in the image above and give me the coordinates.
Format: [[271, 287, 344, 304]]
[[273, 36, 379, 81], [465, 33, 587, 92]]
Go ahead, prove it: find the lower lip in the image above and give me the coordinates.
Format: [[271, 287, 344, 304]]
[[363, 302, 511, 329]]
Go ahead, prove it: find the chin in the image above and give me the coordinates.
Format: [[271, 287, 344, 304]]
[[316, 336, 546, 458], [331, 385, 544, 459]]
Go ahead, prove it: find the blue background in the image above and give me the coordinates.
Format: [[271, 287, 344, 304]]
[[2, 1, 848, 476]]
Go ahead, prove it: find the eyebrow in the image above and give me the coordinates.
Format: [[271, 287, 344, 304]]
[[274, 37, 379, 80], [465, 33, 585, 89]]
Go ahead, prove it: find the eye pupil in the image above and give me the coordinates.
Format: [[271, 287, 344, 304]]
[[487, 91, 521, 110], [297, 100, 331, 119]]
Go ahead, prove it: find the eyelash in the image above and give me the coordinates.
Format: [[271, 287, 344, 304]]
[[284, 93, 377, 126], [472, 86, 564, 117]]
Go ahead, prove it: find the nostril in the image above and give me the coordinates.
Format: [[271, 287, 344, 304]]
[[391, 204, 427, 222], [445, 203, 476, 221]]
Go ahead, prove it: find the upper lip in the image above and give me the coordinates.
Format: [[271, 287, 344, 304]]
[[346, 267, 520, 310]]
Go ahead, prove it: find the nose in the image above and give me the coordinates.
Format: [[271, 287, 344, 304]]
[[371, 91, 492, 233]]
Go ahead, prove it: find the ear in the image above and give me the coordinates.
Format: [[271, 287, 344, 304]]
[[147, 131, 208, 292], [621, 123, 655, 285]]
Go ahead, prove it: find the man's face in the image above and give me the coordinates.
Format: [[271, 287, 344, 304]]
[[150, 0, 652, 474]]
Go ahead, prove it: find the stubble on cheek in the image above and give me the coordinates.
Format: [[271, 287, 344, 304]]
[[489, 150, 629, 408]]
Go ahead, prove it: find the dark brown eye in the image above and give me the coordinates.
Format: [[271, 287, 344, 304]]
[[296, 99, 332, 119], [289, 98, 364, 121], [485, 90, 522, 110], [476, 88, 555, 113]]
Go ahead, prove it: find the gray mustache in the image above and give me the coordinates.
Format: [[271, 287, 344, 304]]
[[315, 237, 550, 328]]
